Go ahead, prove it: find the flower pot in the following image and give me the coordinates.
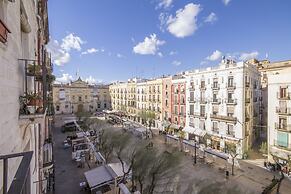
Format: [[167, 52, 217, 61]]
[[28, 98, 43, 106], [27, 106, 36, 114]]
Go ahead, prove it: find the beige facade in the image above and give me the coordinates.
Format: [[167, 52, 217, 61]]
[[0, 0, 53, 193], [53, 78, 111, 114], [256, 60, 291, 166], [162, 76, 172, 124]]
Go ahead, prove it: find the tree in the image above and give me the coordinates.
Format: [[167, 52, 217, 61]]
[[178, 130, 186, 152], [138, 110, 156, 138], [98, 129, 117, 162], [225, 142, 238, 176], [146, 150, 182, 194]]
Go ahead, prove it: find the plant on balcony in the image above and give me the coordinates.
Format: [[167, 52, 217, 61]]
[[46, 74, 56, 83], [26, 93, 43, 106], [27, 64, 42, 76]]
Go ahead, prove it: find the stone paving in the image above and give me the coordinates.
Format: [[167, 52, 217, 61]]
[[52, 115, 291, 194]]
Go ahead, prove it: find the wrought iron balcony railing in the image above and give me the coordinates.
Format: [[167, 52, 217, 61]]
[[276, 107, 291, 115], [0, 151, 33, 194], [275, 123, 291, 132]]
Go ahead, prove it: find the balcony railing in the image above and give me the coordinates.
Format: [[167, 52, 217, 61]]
[[210, 114, 237, 123], [189, 85, 195, 91], [211, 98, 221, 104], [226, 98, 237, 105], [226, 83, 236, 90], [276, 107, 291, 115], [200, 98, 207, 104], [275, 123, 291, 132], [211, 83, 220, 90], [245, 82, 250, 87], [189, 122, 194, 127], [245, 98, 251, 103], [200, 84, 206, 90], [0, 19, 11, 43], [277, 92, 291, 100], [212, 127, 219, 134], [188, 97, 195, 103], [273, 140, 291, 151], [0, 151, 33, 194]]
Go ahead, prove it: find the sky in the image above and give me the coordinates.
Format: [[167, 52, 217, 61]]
[[47, 0, 291, 84]]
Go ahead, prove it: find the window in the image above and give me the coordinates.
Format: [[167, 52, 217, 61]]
[[104, 103, 107, 108], [227, 125, 234, 136], [228, 77, 234, 87], [190, 104, 194, 115], [213, 93, 218, 102], [200, 105, 205, 116], [85, 95, 87, 99], [180, 106, 184, 115], [213, 122, 218, 132], [65, 105, 68, 108], [228, 92, 233, 102], [79, 96, 82, 101], [174, 106, 178, 114], [0, 1, 10, 44], [279, 117, 287, 129], [56, 105, 60, 111], [98, 103, 101, 108], [280, 87, 287, 98]]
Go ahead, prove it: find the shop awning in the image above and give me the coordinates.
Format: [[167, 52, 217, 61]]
[[193, 128, 207, 137], [182, 126, 195, 134]]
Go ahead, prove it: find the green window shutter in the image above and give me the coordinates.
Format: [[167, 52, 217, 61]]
[[277, 132, 288, 147]]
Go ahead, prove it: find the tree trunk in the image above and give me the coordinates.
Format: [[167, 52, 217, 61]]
[[232, 158, 234, 175], [277, 171, 284, 193], [138, 179, 143, 194]]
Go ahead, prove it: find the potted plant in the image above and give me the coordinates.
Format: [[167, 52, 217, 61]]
[[27, 93, 42, 106], [27, 64, 41, 76], [46, 74, 56, 83]]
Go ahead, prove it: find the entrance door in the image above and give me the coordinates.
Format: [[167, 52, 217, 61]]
[[77, 104, 83, 112]]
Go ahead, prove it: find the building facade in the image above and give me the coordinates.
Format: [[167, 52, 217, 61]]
[[53, 78, 111, 114], [258, 60, 291, 168], [183, 59, 261, 157], [161, 76, 172, 128], [0, 0, 54, 193], [171, 75, 187, 129]]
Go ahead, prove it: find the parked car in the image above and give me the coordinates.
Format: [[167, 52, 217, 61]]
[[61, 122, 77, 133]]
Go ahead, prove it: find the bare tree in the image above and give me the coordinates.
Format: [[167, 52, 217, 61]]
[[225, 142, 239, 176]]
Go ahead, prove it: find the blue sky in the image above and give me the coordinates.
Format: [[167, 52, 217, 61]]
[[47, 0, 291, 84]]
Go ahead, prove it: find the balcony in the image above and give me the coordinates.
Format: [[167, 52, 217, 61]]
[[199, 85, 206, 90], [245, 98, 251, 104], [275, 123, 291, 132], [193, 112, 207, 119], [273, 140, 291, 151], [0, 151, 33, 194], [226, 83, 236, 90], [245, 81, 250, 88], [189, 85, 195, 91], [0, 19, 11, 43], [189, 122, 195, 127], [210, 114, 237, 123], [211, 83, 220, 90], [188, 97, 195, 103], [212, 127, 219, 134], [276, 107, 291, 115], [277, 92, 291, 100], [211, 98, 221, 104], [226, 98, 237, 105], [200, 98, 207, 104]]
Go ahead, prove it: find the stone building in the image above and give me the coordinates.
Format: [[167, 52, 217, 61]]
[[183, 59, 261, 158], [256, 60, 291, 168], [53, 77, 111, 114], [0, 0, 54, 193]]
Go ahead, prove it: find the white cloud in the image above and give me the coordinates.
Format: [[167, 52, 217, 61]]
[[239, 51, 259, 61], [172, 60, 182, 66], [204, 12, 217, 23], [206, 50, 223, 61], [81, 48, 98, 55], [61, 33, 85, 52], [47, 33, 85, 66], [133, 34, 165, 55], [166, 3, 201, 38], [157, 0, 173, 9], [157, 52, 163, 57], [222, 0, 231, 6], [47, 40, 71, 66], [55, 73, 73, 84], [117, 53, 125, 58], [159, 12, 169, 32], [169, 51, 177, 55]]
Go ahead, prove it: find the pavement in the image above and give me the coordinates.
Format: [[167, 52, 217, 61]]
[[52, 116, 94, 194], [51, 115, 291, 194]]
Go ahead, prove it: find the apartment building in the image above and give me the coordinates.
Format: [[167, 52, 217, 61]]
[[183, 59, 261, 158], [53, 77, 111, 114], [0, 0, 54, 193], [126, 79, 137, 120], [109, 81, 128, 113], [171, 75, 186, 129], [258, 60, 291, 168], [161, 76, 172, 128], [146, 78, 163, 128], [92, 85, 111, 112]]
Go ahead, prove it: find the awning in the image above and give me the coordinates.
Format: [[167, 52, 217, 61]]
[[182, 126, 195, 134], [204, 148, 229, 160], [170, 124, 181, 130], [193, 128, 207, 137]]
